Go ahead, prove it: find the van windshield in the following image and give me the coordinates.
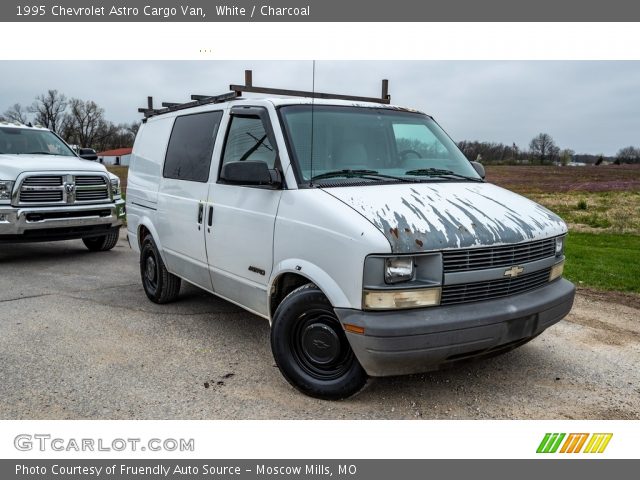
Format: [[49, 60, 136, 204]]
[[279, 105, 481, 186], [0, 127, 76, 157]]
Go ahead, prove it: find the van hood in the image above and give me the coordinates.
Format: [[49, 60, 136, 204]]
[[323, 182, 567, 253], [0, 154, 106, 179]]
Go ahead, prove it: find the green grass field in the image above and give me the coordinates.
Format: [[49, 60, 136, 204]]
[[564, 232, 640, 293]]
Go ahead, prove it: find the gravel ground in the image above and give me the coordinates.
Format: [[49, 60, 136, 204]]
[[1, 232, 638, 420]]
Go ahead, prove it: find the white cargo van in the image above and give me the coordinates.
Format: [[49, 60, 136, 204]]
[[126, 73, 575, 399]]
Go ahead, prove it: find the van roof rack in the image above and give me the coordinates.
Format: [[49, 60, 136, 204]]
[[139, 70, 391, 119]]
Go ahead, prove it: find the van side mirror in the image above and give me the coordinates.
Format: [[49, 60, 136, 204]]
[[471, 161, 485, 179], [221, 161, 282, 187], [79, 148, 98, 161]]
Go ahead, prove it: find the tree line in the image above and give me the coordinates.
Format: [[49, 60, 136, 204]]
[[2, 91, 639, 164], [1, 90, 139, 153], [458, 133, 639, 165]]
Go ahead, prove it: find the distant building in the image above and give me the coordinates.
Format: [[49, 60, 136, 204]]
[[96, 147, 132, 166]]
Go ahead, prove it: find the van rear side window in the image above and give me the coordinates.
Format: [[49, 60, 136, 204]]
[[163, 111, 223, 182]]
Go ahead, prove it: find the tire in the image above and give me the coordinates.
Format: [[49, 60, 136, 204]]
[[139, 235, 181, 304], [82, 227, 120, 251], [271, 283, 368, 400]]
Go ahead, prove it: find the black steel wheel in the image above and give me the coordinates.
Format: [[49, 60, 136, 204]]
[[271, 283, 367, 399], [139, 235, 181, 304]]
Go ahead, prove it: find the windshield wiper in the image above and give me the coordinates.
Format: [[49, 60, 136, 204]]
[[239, 133, 270, 161], [311, 169, 411, 183], [25, 151, 58, 155], [404, 168, 483, 182]]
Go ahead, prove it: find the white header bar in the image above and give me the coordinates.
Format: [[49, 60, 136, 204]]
[[1, 22, 640, 60]]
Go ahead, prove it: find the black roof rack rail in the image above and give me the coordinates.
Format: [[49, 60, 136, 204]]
[[231, 70, 391, 104], [139, 70, 391, 120], [138, 91, 241, 119]]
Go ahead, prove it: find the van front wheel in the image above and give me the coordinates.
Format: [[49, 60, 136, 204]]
[[271, 284, 368, 399], [140, 236, 181, 304]]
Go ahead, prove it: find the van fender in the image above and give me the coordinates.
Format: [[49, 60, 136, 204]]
[[269, 259, 353, 317], [135, 216, 168, 264]]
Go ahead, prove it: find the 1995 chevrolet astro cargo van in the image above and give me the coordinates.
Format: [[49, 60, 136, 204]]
[[126, 73, 575, 399]]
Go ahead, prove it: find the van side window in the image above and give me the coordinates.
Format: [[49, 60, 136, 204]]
[[163, 111, 222, 182], [221, 116, 277, 169]]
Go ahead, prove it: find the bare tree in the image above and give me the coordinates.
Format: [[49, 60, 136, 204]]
[[616, 146, 640, 164], [529, 133, 558, 165], [3, 103, 30, 124], [29, 90, 68, 132], [64, 98, 107, 148]]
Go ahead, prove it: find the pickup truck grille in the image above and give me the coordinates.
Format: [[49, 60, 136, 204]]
[[441, 267, 552, 305], [22, 176, 63, 187], [75, 176, 109, 201], [17, 173, 111, 205], [442, 238, 556, 273]]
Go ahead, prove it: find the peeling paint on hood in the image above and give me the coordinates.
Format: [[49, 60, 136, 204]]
[[323, 182, 567, 253]]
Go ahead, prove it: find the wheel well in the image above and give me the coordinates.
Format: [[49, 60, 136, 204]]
[[138, 225, 151, 247], [270, 272, 313, 318]]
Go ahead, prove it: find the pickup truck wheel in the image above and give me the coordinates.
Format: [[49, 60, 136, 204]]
[[271, 284, 367, 400], [140, 236, 181, 304], [82, 228, 120, 251]]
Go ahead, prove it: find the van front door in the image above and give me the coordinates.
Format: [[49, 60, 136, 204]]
[[156, 110, 223, 291], [205, 107, 282, 317]]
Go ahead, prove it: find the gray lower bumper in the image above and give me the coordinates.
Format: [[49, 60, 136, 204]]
[[0, 199, 125, 242], [335, 278, 576, 377]]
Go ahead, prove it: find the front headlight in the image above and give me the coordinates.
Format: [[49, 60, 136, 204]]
[[110, 177, 121, 197], [0, 180, 14, 202], [364, 287, 441, 310], [549, 260, 565, 281], [555, 236, 564, 256], [384, 257, 415, 284]]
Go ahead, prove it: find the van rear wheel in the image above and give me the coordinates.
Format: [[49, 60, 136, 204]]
[[140, 235, 181, 304], [271, 284, 368, 399]]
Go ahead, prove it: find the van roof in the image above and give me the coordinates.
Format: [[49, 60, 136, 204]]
[[249, 96, 424, 114]]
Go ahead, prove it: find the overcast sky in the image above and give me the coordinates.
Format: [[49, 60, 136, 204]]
[[1, 61, 638, 155]]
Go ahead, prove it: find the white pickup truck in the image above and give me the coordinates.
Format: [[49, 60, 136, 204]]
[[0, 122, 125, 250]]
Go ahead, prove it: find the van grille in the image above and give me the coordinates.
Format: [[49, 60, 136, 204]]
[[440, 268, 552, 305], [442, 238, 556, 273]]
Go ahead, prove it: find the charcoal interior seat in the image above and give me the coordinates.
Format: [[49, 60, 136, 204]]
[[333, 140, 368, 170]]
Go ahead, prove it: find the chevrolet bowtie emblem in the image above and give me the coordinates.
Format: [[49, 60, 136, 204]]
[[504, 265, 524, 278]]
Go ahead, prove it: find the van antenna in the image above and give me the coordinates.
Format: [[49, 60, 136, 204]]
[[310, 60, 316, 187]]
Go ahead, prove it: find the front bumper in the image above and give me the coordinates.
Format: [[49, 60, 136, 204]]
[[336, 278, 576, 377], [0, 199, 125, 242]]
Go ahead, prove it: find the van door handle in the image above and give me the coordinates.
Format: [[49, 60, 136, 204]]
[[197, 203, 204, 224], [207, 206, 214, 227]]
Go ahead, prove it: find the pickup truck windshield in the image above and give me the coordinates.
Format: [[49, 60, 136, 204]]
[[279, 105, 481, 185], [0, 127, 76, 157]]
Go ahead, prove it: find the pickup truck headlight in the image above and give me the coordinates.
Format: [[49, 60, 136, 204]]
[[110, 177, 121, 197], [0, 180, 14, 202], [384, 257, 415, 284]]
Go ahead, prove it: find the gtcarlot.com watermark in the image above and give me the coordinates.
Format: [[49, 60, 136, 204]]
[[14, 434, 195, 452]]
